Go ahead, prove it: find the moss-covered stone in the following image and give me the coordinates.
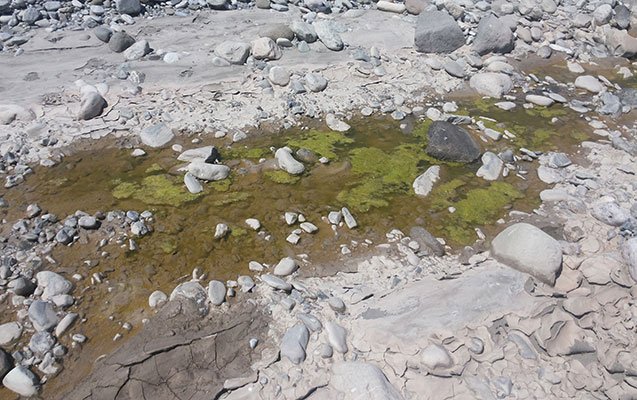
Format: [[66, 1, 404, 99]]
[[264, 170, 301, 184], [210, 178, 232, 192], [453, 182, 523, 225], [145, 163, 165, 174], [287, 130, 354, 159]]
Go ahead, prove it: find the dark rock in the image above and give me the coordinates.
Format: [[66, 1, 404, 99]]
[[109, 31, 136, 53], [614, 4, 631, 29], [94, 26, 112, 43], [0, 349, 13, 380], [426, 121, 481, 162], [116, 0, 141, 16], [414, 10, 465, 53]]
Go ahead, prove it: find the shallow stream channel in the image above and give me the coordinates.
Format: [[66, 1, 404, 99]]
[[1, 92, 597, 398]]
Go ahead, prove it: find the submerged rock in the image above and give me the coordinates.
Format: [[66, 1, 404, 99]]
[[413, 166, 440, 196], [275, 147, 305, 175], [426, 121, 481, 163], [491, 223, 562, 285], [187, 162, 230, 181]]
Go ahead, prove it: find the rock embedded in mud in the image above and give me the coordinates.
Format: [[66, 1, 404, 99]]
[[2, 366, 39, 397], [469, 72, 513, 98], [413, 165, 440, 196], [305, 73, 328, 92], [140, 123, 174, 148], [275, 147, 305, 175], [169, 281, 209, 316], [421, 344, 453, 370], [187, 162, 230, 181], [280, 323, 310, 364], [426, 121, 481, 163], [274, 257, 299, 276], [341, 207, 358, 229], [331, 362, 403, 399], [472, 15, 515, 55], [622, 238, 637, 282], [491, 223, 563, 285], [414, 10, 465, 53], [268, 66, 290, 86]]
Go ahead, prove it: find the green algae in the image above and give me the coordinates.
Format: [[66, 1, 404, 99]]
[[145, 163, 164, 174], [338, 144, 428, 212], [223, 146, 270, 160], [264, 170, 301, 185], [428, 178, 466, 212], [454, 182, 523, 225], [230, 226, 248, 237], [525, 105, 568, 119], [210, 178, 232, 192], [411, 119, 432, 143], [212, 191, 250, 206], [112, 174, 200, 207], [287, 130, 354, 159]]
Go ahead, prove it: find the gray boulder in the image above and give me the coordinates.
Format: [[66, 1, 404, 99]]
[[591, 201, 630, 226], [314, 21, 344, 51], [28, 300, 59, 332], [140, 123, 174, 148], [305, 73, 328, 92], [94, 26, 112, 43], [169, 281, 209, 316], [78, 91, 107, 120], [123, 39, 151, 61], [291, 21, 317, 43], [280, 324, 309, 364], [115, 0, 141, 15], [36, 271, 72, 300], [109, 31, 135, 53], [410, 226, 445, 256], [8, 277, 36, 296], [426, 121, 481, 163], [473, 15, 515, 55], [259, 23, 295, 41], [469, 72, 513, 98], [414, 11, 465, 53], [261, 275, 292, 291], [215, 41, 251, 65], [491, 223, 562, 285]]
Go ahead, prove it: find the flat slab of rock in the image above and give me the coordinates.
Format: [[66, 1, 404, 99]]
[[280, 323, 309, 364], [140, 123, 174, 148], [351, 262, 537, 355], [491, 223, 562, 285]]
